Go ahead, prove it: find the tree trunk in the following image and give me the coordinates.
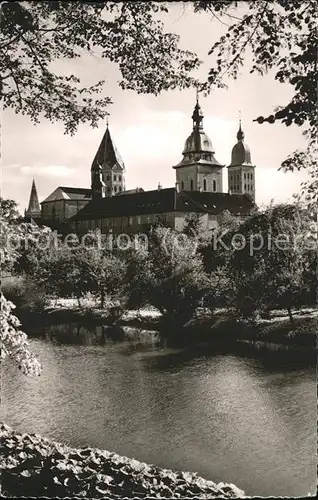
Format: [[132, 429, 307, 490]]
[[287, 306, 293, 323], [101, 289, 105, 309]]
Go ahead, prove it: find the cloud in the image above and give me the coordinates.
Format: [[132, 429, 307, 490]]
[[19, 165, 75, 178]]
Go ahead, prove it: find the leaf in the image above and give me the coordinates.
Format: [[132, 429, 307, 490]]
[[20, 469, 32, 477]]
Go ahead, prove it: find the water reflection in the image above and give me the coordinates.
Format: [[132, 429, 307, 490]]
[[1, 322, 316, 497]]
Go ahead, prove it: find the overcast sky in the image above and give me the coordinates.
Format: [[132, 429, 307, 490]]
[[2, 3, 307, 212]]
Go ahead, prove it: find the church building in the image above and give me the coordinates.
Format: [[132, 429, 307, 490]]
[[27, 97, 256, 234]]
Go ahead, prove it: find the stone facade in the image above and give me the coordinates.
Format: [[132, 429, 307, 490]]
[[40, 187, 91, 229]]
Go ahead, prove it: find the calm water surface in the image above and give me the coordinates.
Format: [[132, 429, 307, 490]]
[[1, 323, 316, 497]]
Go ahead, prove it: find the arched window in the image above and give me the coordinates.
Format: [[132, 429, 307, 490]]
[[190, 179, 194, 190], [114, 175, 117, 181], [119, 175, 122, 181], [106, 175, 110, 181], [119, 186, 122, 192], [203, 179, 207, 191], [181, 181, 184, 190], [114, 186, 117, 193], [212, 179, 216, 192]]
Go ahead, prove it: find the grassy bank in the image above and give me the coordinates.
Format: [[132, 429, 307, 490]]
[[20, 298, 317, 353], [3, 275, 317, 352], [0, 423, 244, 498]]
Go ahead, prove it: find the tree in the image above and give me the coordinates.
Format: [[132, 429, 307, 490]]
[[194, 0, 317, 202], [226, 203, 316, 322], [183, 212, 211, 249], [12, 222, 53, 276], [0, 215, 42, 375], [127, 227, 211, 328], [1, 1, 200, 134], [81, 248, 127, 309], [0, 197, 22, 223], [0, 293, 42, 375], [33, 246, 89, 306]]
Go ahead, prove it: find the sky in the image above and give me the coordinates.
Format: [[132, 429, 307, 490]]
[[1, 3, 308, 213]]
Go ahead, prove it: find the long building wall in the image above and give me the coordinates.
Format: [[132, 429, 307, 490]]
[[69, 211, 221, 236]]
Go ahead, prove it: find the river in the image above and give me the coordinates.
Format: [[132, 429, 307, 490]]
[[1, 323, 316, 497]]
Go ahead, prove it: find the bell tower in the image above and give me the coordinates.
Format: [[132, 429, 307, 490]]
[[92, 164, 106, 200], [228, 120, 256, 201], [91, 121, 125, 197], [173, 94, 224, 192]]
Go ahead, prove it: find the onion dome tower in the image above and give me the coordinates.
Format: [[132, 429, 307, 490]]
[[91, 121, 125, 197], [173, 93, 224, 193], [228, 120, 256, 201]]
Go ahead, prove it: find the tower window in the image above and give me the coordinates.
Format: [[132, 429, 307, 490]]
[[107, 175, 110, 181], [119, 175, 121, 181], [181, 181, 184, 190], [190, 179, 194, 190], [203, 179, 207, 191], [119, 186, 122, 192], [114, 175, 117, 181], [114, 186, 117, 193], [212, 179, 216, 192], [244, 184, 246, 190]]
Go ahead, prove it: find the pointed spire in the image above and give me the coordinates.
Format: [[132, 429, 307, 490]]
[[192, 90, 204, 130], [237, 119, 245, 141], [91, 124, 125, 172], [26, 179, 40, 213]]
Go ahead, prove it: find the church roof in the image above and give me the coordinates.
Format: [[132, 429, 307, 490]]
[[59, 187, 91, 198], [91, 125, 125, 171], [26, 179, 40, 213], [70, 188, 254, 222], [41, 187, 91, 203]]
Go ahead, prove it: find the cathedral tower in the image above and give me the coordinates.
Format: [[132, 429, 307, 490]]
[[25, 179, 41, 219], [228, 121, 256, 201], [91, 123, 125, 197], [91, 164, 106, 200], [173, 96, 224, 192]]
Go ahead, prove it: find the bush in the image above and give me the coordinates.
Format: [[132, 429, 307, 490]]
[[1, 275, 25, 308], [1, 276, 48, 312]]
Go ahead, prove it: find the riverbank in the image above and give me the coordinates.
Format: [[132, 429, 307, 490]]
[[16, 297, 317, 353], [0, 423, 244, 498]]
